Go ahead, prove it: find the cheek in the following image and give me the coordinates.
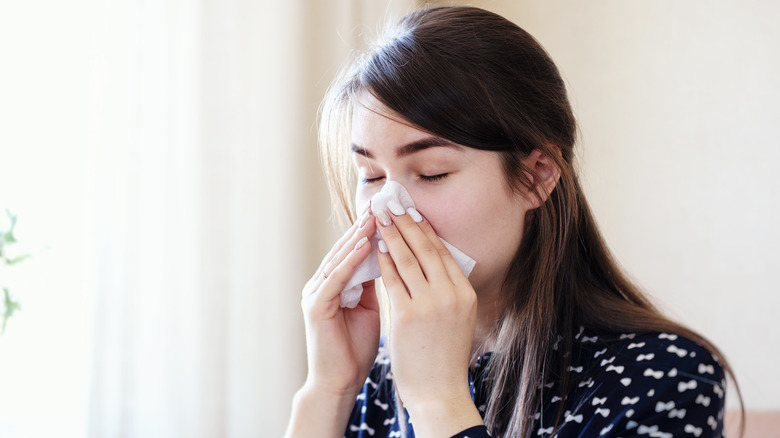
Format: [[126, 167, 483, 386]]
[[416, 185, 526, 275], [413, 190, 478, 243], [355, 186, 378, 211]]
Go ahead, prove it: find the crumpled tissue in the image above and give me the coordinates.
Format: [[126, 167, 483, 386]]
[[340, 181, 477, 308]]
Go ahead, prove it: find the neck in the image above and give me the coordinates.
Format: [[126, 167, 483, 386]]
[[470, 282, 506, 364]]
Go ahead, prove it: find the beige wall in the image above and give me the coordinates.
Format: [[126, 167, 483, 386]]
[[2, 0, 775, 435], [443, 0, 780, 410]]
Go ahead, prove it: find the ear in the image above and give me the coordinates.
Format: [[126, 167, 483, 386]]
[[522, 148, 561, 209]]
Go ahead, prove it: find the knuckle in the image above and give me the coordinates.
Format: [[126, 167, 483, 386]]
[[460, 294, 478, 315], [398, 253, 419, 269], [393, 311, 411, 326], [463, 290, 478, 309], [437, 295, 457, 311], [301, 294, 314, 313], [383, 278, 401, 292], [393, 306, 417, 325], [302, 277, 323, 296], [420, 244, 439, 258], [382, 225, 403, 240]]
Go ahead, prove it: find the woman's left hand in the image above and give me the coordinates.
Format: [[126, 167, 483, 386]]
[[375, 207, 484, 437]]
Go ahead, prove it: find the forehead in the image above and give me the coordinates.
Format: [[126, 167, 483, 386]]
[[351, 97, 433, 150]]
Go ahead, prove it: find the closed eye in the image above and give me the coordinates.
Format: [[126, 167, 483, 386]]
[[419, 173, 448, 182], [361, 176, 385, 184]]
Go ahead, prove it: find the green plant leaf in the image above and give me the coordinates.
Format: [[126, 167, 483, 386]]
[[0, 209, 16, 243], [6, 209, 17, 227], [3, 210, 17, 243], [4, 254, 32, 266], [3, 231, 16, 244], [1, 210, 27, 335], [2, 287, 21, 335]]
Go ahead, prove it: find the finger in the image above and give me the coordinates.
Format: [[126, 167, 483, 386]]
[[315, 204, 372, 272], [376, 244, 411, 309], [375, 212, 429, 293], [316, 214, 359, 271], [385, 207, 452, 286], [415, 217, 471, 287], [305, 221, 372, 300], [312, 210, 375, 289], [316, 233, 374, 303]]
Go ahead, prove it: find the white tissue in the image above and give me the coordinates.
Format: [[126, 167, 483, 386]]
[[340, 181, 477, 308]]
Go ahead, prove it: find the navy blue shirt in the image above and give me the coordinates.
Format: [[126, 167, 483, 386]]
[[345, 330, 726, 437]]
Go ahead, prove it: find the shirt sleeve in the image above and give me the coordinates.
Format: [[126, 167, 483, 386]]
[[450, 425, 491, 438]]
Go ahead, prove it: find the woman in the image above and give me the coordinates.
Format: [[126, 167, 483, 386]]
[[285, 6, 740, 438]]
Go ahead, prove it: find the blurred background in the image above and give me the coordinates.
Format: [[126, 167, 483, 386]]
[[0, 0, 777, 437]]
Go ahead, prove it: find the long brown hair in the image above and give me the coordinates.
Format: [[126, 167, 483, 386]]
[[319, 5, 743, 437]]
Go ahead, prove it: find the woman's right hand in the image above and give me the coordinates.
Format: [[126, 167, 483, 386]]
[[299, 207, 380, 399]]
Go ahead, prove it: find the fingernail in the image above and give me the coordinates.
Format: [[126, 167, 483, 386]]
[[387, 199, 405, 216], [376, 209, 392, 227], [378, 239, 388, 253], [354, 236, 368, 250], [407, 207, 423, 223]]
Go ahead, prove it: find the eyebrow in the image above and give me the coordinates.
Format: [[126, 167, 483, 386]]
[[351, 136, 461, 159]]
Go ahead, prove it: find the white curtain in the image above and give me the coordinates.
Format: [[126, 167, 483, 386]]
[[85, 1, 308, 436], [85, 1, 415, 437], [1, 0, 414, 437]]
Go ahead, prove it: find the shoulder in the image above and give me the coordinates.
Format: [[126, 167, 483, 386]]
[[587, 331, 726, 392], [580, 333, 723, 372], [554, 331, 727, 437]]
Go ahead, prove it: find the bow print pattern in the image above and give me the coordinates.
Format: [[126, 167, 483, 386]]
[[345, 331, 726, 438]]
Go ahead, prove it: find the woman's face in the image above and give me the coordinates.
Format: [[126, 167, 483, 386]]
[[351, 96, 532, 296]]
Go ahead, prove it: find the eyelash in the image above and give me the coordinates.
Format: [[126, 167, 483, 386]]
[[361, 176, 384, 184], [419, 173, 448, 182], [360, 173, 449, 184]]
